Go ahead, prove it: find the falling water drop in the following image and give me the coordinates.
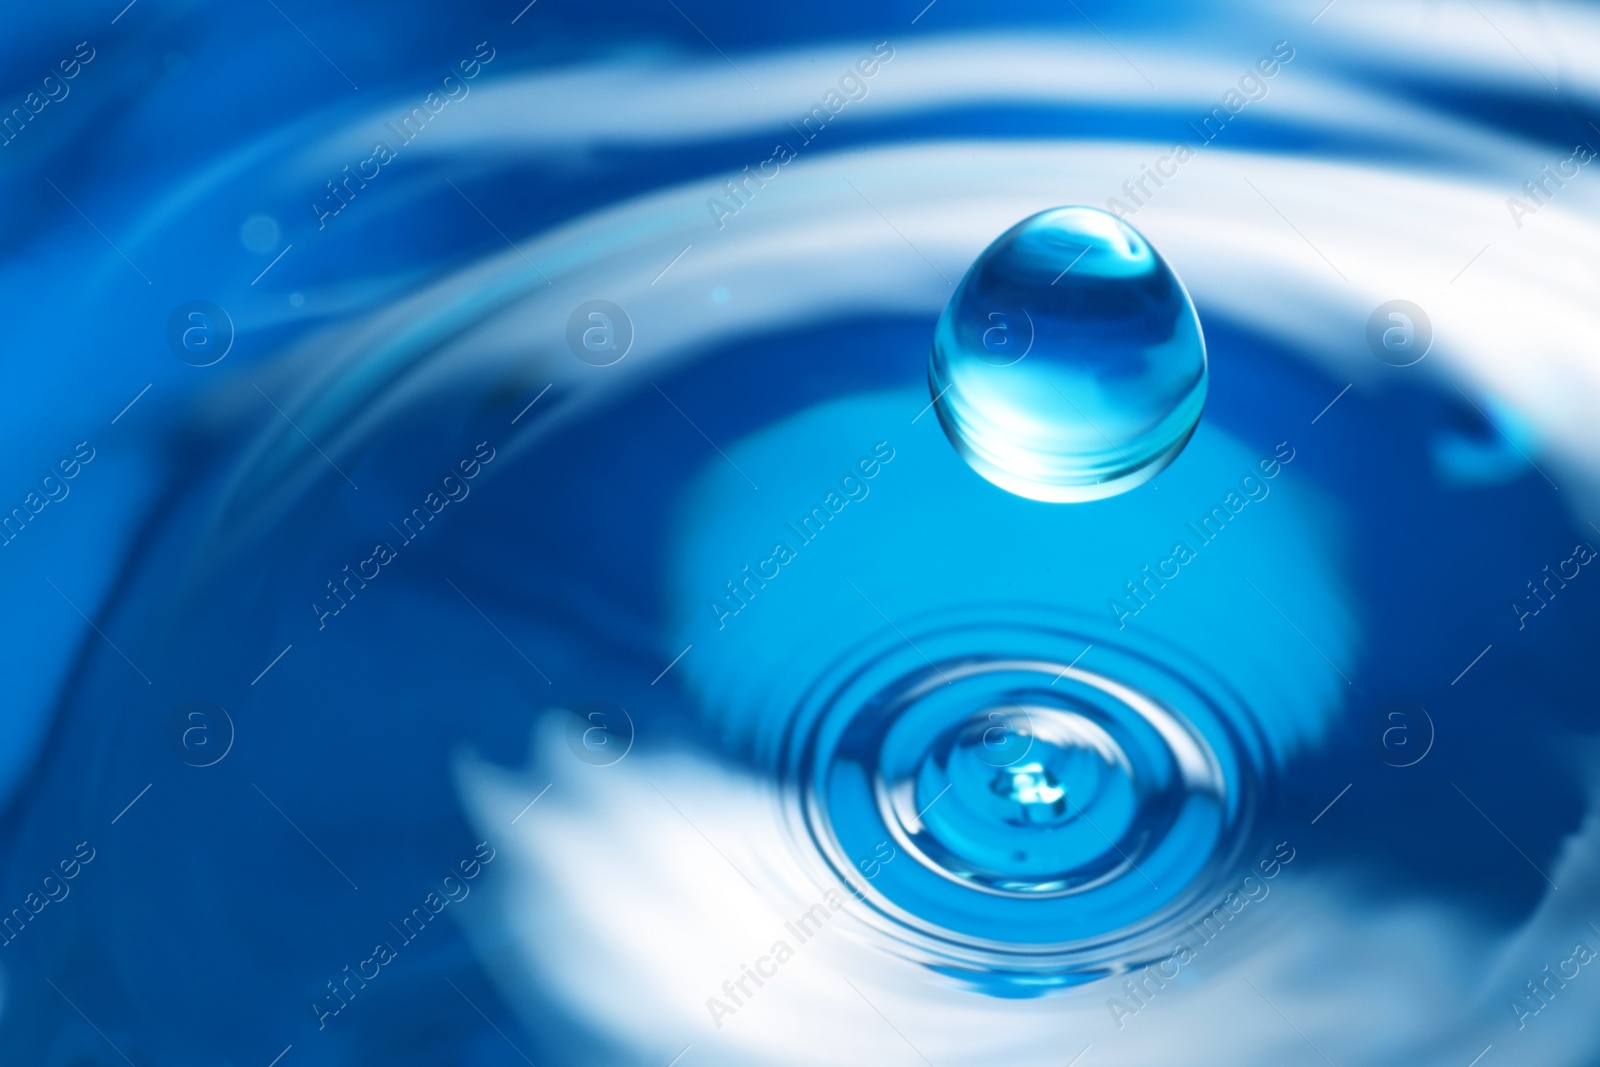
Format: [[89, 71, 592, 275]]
[[929, 206, 1207, 502]]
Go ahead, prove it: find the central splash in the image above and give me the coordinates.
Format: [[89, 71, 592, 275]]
[[896, 662, 1211, 895]]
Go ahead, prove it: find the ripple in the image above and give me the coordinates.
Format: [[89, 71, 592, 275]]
[[780, 610, 1271, 989]]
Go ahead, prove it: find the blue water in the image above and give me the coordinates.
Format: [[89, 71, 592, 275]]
[[3, 3, 1600, 1065], [930, 207, 1207, 502]]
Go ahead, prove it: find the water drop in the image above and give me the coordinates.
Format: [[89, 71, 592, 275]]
[[929, 206, 1207, 502]]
